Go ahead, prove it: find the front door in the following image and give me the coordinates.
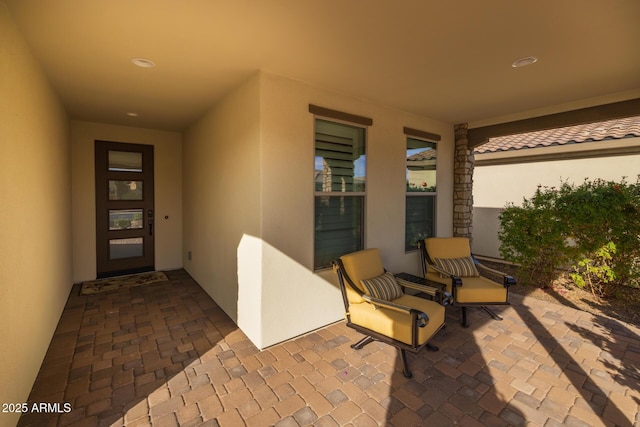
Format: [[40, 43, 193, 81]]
[[95, 140, 154, 278]]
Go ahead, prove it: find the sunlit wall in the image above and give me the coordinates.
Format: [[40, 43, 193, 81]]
[[183, 71, 454, 349]]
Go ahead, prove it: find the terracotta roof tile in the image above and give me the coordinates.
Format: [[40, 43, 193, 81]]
[[407, 147, 436, 161], [474, 116, 640, 154]]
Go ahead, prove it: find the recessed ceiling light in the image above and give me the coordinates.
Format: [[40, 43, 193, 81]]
[[512, 56, 538, 68], [126, 112, 139, 117], [131, 58, 156, 68]]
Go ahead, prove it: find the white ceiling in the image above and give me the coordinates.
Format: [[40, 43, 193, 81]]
[[6, 0, 640, 131]]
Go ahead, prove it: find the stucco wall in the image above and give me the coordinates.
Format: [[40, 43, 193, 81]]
[[70, 121, 183, 282], [471, 207, 503, 258], [258, 73, 454, 347], [0, 3, 71, 425], [182, 73, 262, 341], [183, 71, 454, 349]]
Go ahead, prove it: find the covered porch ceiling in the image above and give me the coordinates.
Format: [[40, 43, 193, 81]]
[[5, 0, 640, 131]]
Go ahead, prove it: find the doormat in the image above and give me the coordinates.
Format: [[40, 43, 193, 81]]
[[80, 271, 169, 295]]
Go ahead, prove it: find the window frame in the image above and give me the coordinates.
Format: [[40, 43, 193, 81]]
[[405, 134, 439, 252], [312, 115, 369, 271]]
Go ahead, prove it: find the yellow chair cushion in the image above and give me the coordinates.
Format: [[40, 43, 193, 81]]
[[424, 237, 471, 259], [340, 249, 386, 304], [423, 237, 507, 304], [349, 295, 445, 346], [425, 272, 507, 304], [424, 237, 473, 277]]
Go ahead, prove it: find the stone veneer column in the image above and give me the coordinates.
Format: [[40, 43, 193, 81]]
[[453, 123, 474, 239]]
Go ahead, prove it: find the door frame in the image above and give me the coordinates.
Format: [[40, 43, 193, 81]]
[[95, 140, 155, 278]]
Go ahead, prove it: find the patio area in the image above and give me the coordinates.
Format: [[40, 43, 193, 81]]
[[17, 269, 640, 427]]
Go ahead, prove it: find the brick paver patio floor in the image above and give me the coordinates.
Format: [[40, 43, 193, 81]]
[[16, 269, 640, 427]]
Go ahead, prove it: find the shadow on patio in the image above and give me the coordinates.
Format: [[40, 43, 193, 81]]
[[16, 270, 640, 426]]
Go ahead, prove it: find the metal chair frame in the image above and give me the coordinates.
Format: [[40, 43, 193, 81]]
[[333, 258, 447, 378]]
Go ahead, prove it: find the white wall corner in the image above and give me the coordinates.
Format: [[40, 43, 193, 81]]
[[237, 234, 264, 348]]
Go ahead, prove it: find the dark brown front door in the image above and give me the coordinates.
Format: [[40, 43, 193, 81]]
[[95, 140, 154, 278]]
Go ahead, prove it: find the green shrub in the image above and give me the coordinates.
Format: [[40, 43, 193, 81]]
[[498, 185, 569, 286], [499, 177, 640, 297], [569, 242, 617, 297]]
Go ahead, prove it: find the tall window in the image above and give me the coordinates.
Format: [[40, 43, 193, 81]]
[[314, 119, 366, 269], [405, 136, 437, 251]]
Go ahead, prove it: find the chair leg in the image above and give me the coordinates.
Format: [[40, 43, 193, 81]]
[[351, 335, 374, 350], [461, 307, 470, 328], [461, 306, 503, 327], [400, 349, 412, 378], [481, 306, 503, 321]]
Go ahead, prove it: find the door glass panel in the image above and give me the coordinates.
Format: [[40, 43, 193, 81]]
[[109, 238, 143, 260], [109, 180, 143, 200], [109, 151, 142, 172], [109, 209, 143, 230]]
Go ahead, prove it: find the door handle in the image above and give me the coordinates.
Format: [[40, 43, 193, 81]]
[[148, 210, 153, 236]]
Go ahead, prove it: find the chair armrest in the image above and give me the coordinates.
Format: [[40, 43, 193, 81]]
[[475, 262, 506, 276], [441, 291, 453, 305], [395, 278, 453, 306], [476, 263, 517, 287], [362, 295, 430, 327], [363, 294, 410, 311], [396, 278, 439, 295], [429, 265, 463, 289]]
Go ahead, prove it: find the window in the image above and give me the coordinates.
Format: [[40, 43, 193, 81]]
[[405, 136, 437, 251], [314, 118, 366, 269]]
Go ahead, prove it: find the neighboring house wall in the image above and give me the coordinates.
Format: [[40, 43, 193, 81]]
[[0, 4, 72, 425], [70, 121, 183, 282], [183, 71, 454, 349], [472, 137, 640, 258], [472, 207, 503, 259]]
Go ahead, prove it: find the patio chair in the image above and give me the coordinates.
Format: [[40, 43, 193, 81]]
[[418, 237, 516, 328], [333, 248, 447, 378]]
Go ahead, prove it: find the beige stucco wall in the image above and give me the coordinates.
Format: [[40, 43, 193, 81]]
[[182, 73, 262, 342], [258, 73, 454, 347], [70, 121, 183, 282], [0, 3, 72, 425], [183, 71, 454, 349], [471, 207, 503, 258]]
